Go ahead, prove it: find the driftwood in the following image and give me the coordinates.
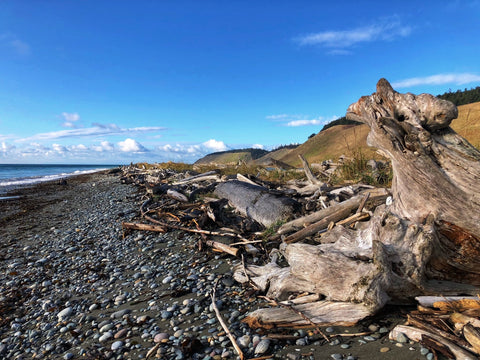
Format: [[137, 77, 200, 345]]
[[237, 79, 480, 330], [298, 154, 323, 186], [278, 187, 388, 235], [243, 300, 372, 329], [172, 170, 220, 185], [210, 280, 244, 360], [122, 222, 166, 233], [214, 180, 300, 227], [390, 325, 477, 360]]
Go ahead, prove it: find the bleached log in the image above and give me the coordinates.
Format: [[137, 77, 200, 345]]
[[172, 170, 220, 185], [214, 180, 300, 227], [243, 301, 372, 329]]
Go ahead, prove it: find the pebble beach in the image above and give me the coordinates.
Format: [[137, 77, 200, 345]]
[[0, 171, 433, 360]]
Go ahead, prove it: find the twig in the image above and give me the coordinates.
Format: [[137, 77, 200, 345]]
[[145, 343, 160, 359], [211, 279, 244, 360], [229, 239, 264, 246], [122, 222, 166, 233], [356, 192, 370, 213], [143, 214, 249, 241]]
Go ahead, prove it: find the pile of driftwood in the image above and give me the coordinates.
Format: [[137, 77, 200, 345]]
[[391, 296, 480, 359], [119, 79, 480, 360]]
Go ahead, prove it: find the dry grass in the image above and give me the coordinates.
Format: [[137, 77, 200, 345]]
[[451, 102, 480, 148]]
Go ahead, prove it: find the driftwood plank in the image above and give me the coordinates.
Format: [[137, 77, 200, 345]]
[[243, 301, 372, 329]]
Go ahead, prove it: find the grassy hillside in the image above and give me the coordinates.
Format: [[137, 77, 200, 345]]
[[278, 124, 376, 167], [279, 101, 480, 167], [451, 101, 480, 148]]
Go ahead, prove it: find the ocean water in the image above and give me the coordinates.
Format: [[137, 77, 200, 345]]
[[0, 164, 118, 196]]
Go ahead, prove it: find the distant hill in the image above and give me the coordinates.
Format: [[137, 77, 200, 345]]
[[194, 148, 268, 165], [194, 101, 480, 167]]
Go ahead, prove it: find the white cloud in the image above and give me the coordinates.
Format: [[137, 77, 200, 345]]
[[52, 143, 67, 153], [296, 18, 411, 51], [17, 124, 165, 142], [252, 144, 264, 149], [118, 138, 147, 153], [266, 114, 291, 120], [61, 112, 81, 128], [0, 33, 30, 56], [286, 119, 323, 127], [271, 114, 338, 127], [92, 141, 115, 152], [1, 141, 15, 154], [202, 139, 228, 152], [392, 73, 480, 88], [72, 144, 88, 151]]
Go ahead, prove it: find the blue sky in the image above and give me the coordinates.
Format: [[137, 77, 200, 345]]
[[1, 0, 479, 164]]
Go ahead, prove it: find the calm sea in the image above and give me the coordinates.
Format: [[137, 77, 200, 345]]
[[0, 164, 118, 196]]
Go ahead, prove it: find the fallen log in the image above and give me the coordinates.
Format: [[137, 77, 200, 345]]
[[214, 180, 300, 227], [172, 170, 219, 185], [243, 300, 372, 329]]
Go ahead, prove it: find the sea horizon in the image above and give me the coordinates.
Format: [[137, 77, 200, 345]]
[[0, 163, 120, 196]]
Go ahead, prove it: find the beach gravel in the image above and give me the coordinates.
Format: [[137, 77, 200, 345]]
[[0, 172, 422, 359]]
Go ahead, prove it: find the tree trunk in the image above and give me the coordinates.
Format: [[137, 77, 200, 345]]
[[238, 79, 480, 328], [214, 180, 300, 227]]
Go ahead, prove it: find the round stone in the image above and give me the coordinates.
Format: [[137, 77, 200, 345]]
[[154, 332, 169, 343], [57, 307, 73, 320], [380, 347, 390, 353], [111, 340, 123, 351]]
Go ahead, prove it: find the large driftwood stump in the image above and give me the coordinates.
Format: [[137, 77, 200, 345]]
[[239, 79, 480, 328]]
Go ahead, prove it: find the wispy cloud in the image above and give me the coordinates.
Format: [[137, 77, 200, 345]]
[[392, 73, 480, 88], [286, 119, 323, 127], [0, 32, 31, 56], [268, 114, 338, 127], [17, 124, 165, 142], [295, 17, 411, 53]]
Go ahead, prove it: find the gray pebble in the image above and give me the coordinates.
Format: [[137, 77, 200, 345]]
[[57, 307, 73, 320], [396, 332, 409, 343], [111, 340, 123, 351], [254, 339, 270, 354]]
